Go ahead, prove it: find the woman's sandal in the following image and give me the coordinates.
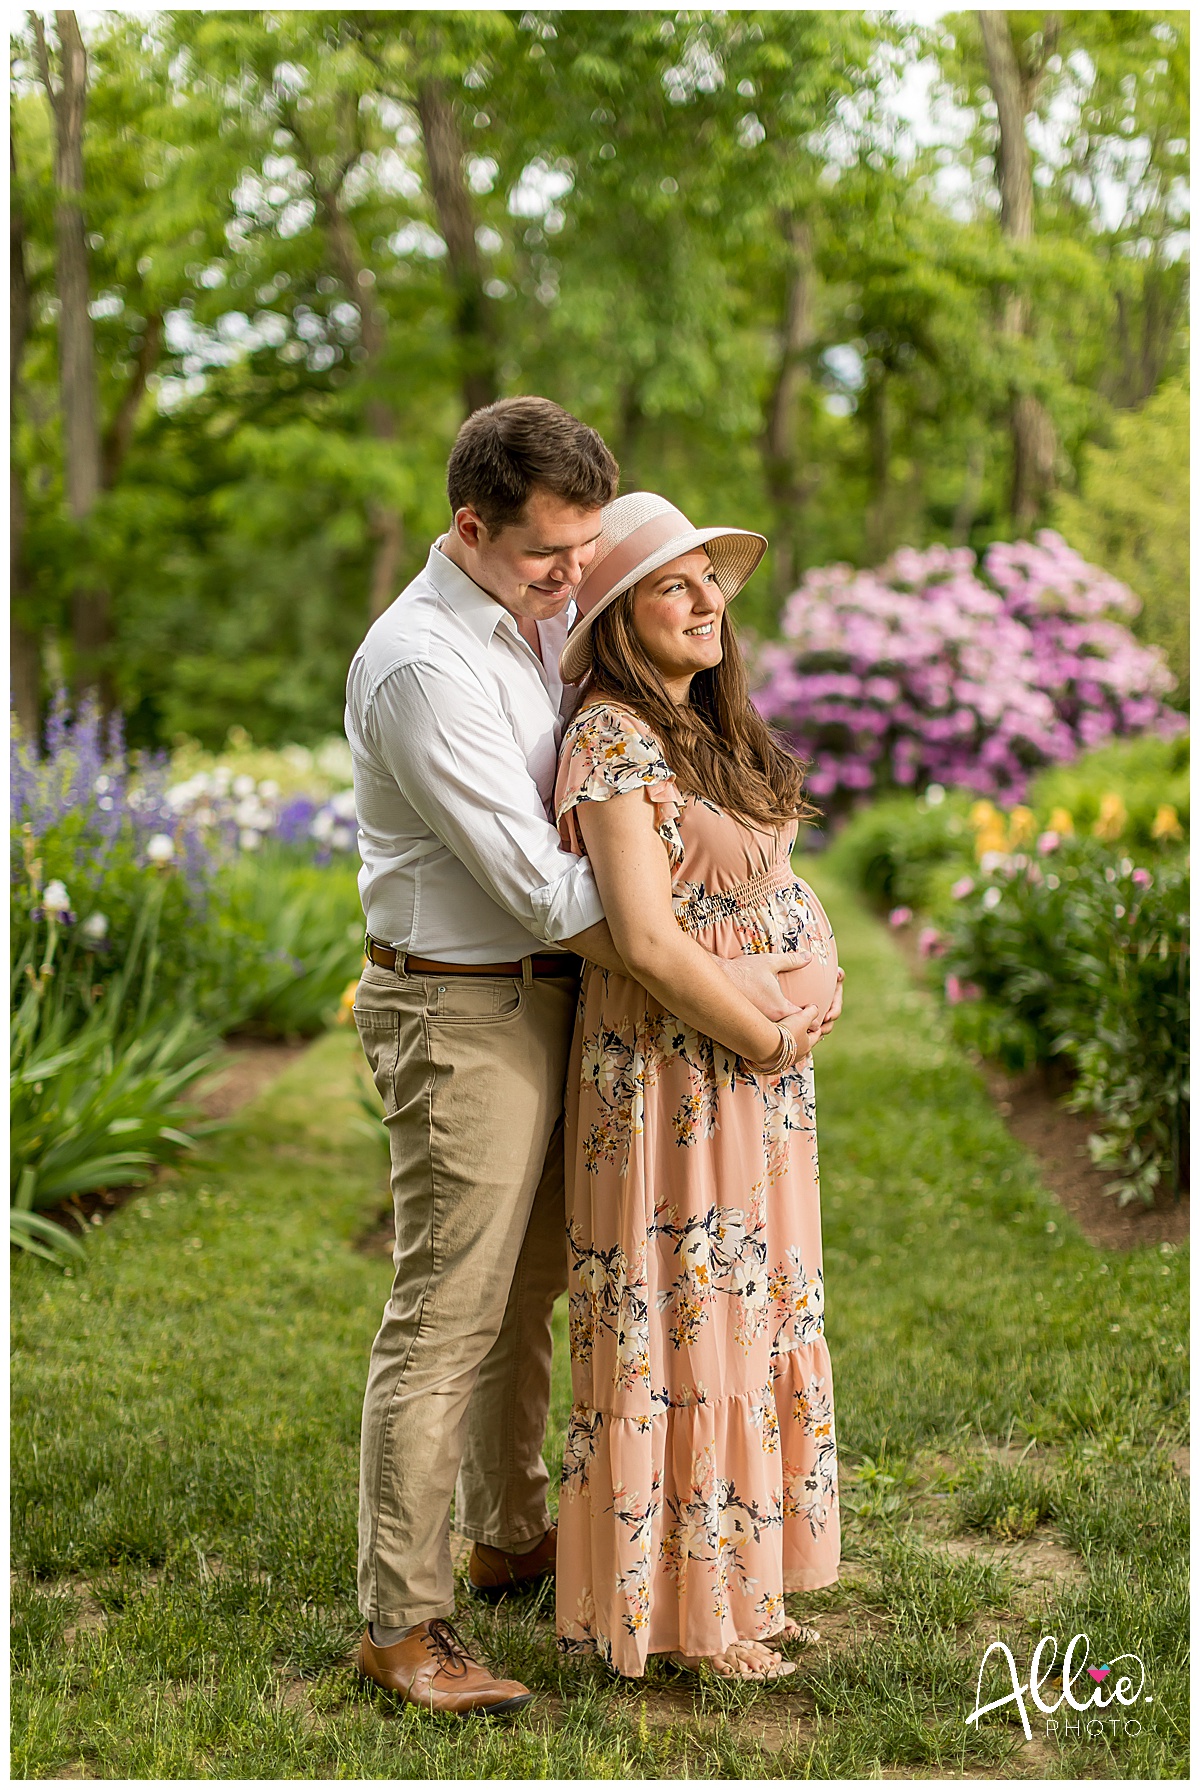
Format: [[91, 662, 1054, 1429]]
[[774, 1617, 821, 1646], [667, 1641, 797, 1683]]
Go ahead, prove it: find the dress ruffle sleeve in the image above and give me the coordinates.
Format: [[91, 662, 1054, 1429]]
[[555, 704, 685, 872]]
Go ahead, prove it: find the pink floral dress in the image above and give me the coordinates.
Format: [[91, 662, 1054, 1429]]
[[552, 702, 841, 1678]]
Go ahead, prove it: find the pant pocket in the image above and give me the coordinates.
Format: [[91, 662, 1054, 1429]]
[[354, 1008, 402, 1116]]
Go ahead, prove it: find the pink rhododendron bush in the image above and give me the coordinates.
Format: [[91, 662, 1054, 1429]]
[[751, 531, 1184, 810]]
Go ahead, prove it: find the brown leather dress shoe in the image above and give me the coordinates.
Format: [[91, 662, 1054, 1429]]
[[356, 1618, 532, 1716], [467, 1524, 557, 1602]]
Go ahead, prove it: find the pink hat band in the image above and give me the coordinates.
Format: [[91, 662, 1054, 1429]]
[[571, 509, 692, 620]]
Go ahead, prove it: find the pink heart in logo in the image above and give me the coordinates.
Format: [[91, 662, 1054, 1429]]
[[1088, 1666, 1110, 1682]]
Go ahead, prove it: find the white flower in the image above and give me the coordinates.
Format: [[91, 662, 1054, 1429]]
[[730, 1258, 768, 1306], [146, 834, 176, 864], [981, 885, 1003, 910], [331, 824, 355, 852], [81, 911, 109, 941], [258, 778, 280, 801], [232, 773, 256, 799], [234, 798, 261, 828], [679, 1228, 712, 1275], [979, 850, 1008, 876], [924, 783, 946, 806], [580, 1256, 608, 1295], [315, 738, 353, 781], [310, 810, 335, 843], [239, 827, 262, 852], [719, 1505, 752, 1544], [330, 788, 358, 821], [43, 879, 72, 917]]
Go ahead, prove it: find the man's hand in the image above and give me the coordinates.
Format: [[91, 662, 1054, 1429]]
[[818, 968, 845, 1037], [717, 951, 811, 1022]]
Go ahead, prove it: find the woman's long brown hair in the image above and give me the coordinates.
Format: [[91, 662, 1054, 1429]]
[[585, 589, 820, 832]]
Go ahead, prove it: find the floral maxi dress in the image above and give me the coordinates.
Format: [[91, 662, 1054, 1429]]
[[553, 703, 841, 1678]]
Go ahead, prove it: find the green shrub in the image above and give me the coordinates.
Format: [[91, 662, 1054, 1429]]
[[11, 886, 219, 1265], [940, 842, 1189, 1206], [220, 852, 364, 1038], [1027, 734, 1189, 852], [823, 790, 975, 911], [829, 749, 1190, 1208]]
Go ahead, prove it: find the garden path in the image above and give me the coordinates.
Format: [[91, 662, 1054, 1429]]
[[11, 868, 1187, 1780]]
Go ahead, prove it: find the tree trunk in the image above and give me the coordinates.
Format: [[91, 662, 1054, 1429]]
[[10, 135, 41, 740], [760, 215, 816, 594], [101, 311, 163, 489], [978, 9, 1060, 534], [615, 381, 643, 487], [863, 372, 891, 563], [950, 443, 985, 547], [415, 79, 499, 417], [33, 10, 113, 703], [313, 179, 405, 619], [1108, 265, 1188, 409]]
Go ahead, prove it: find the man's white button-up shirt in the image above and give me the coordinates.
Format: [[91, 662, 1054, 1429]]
[[344, 542, 605, 962]]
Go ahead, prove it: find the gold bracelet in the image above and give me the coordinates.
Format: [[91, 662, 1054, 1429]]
[[751, 1022, 794, 1076]]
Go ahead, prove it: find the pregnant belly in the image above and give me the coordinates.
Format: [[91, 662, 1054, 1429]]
[[777, 938, 839, 1021]]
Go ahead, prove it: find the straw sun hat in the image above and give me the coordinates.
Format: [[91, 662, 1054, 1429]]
[[559, 492, 767, 685]]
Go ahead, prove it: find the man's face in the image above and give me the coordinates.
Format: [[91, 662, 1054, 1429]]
[[450, 487, 605, 622]]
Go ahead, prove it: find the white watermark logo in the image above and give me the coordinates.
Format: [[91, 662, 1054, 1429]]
[[966, 1632, 1151, 1741]]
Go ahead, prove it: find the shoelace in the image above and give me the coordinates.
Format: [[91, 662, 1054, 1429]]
[[423, 1617, 473, 1679]]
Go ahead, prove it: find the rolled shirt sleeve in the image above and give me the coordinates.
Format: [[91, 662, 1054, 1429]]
[[364, 660, 604, 947]]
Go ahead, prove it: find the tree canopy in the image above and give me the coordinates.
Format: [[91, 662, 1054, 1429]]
[[11, 8, 1189, 747]]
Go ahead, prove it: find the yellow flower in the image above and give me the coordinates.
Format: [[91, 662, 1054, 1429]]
[[974, 825, 1008, 861], [1151, 803, 1184, 843], [336, 969, 364, 1026], [1048, 806, 1075, 836], [1093, 791, 1128, 842], [969, 800, 999, 831], [1007, 805, 1036, 845]]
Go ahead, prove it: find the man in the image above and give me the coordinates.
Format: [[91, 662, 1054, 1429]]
[[344, 396, 825, 1716]]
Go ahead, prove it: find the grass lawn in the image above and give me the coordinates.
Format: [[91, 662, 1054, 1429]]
[[11, 866, 1189, 1780]]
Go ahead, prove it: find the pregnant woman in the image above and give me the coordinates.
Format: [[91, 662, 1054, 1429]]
[[553, 493, 844, 1682]]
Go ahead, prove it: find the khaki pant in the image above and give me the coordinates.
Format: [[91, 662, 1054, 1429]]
[[352, 959, 575, 1628]]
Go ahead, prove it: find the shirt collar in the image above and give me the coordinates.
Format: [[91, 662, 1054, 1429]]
[[425, 540, 576, 654], [426, 541, 513, 648]]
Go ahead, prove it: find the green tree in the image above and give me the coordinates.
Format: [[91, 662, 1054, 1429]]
[[1052, 371, 1189, 706]]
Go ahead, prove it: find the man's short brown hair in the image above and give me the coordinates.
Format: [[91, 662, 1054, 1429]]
[[446, 396, 619, 532]]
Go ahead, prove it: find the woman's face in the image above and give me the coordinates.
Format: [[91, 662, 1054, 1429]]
[[630, 548, 725, 697]]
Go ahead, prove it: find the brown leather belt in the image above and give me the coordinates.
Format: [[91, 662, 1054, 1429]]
[[365, 936, 582, 978]]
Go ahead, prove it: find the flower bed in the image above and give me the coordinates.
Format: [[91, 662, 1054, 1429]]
[[827, 738, 1189, 1207], [10, 700, 365, 1263], [753, 532, 1184, 815]]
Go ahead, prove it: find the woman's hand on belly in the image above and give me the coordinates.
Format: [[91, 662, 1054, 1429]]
[[717, 950, 812, 1022]]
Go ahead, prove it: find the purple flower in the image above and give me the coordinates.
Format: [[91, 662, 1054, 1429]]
[[752, 536, 1181, 810]]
